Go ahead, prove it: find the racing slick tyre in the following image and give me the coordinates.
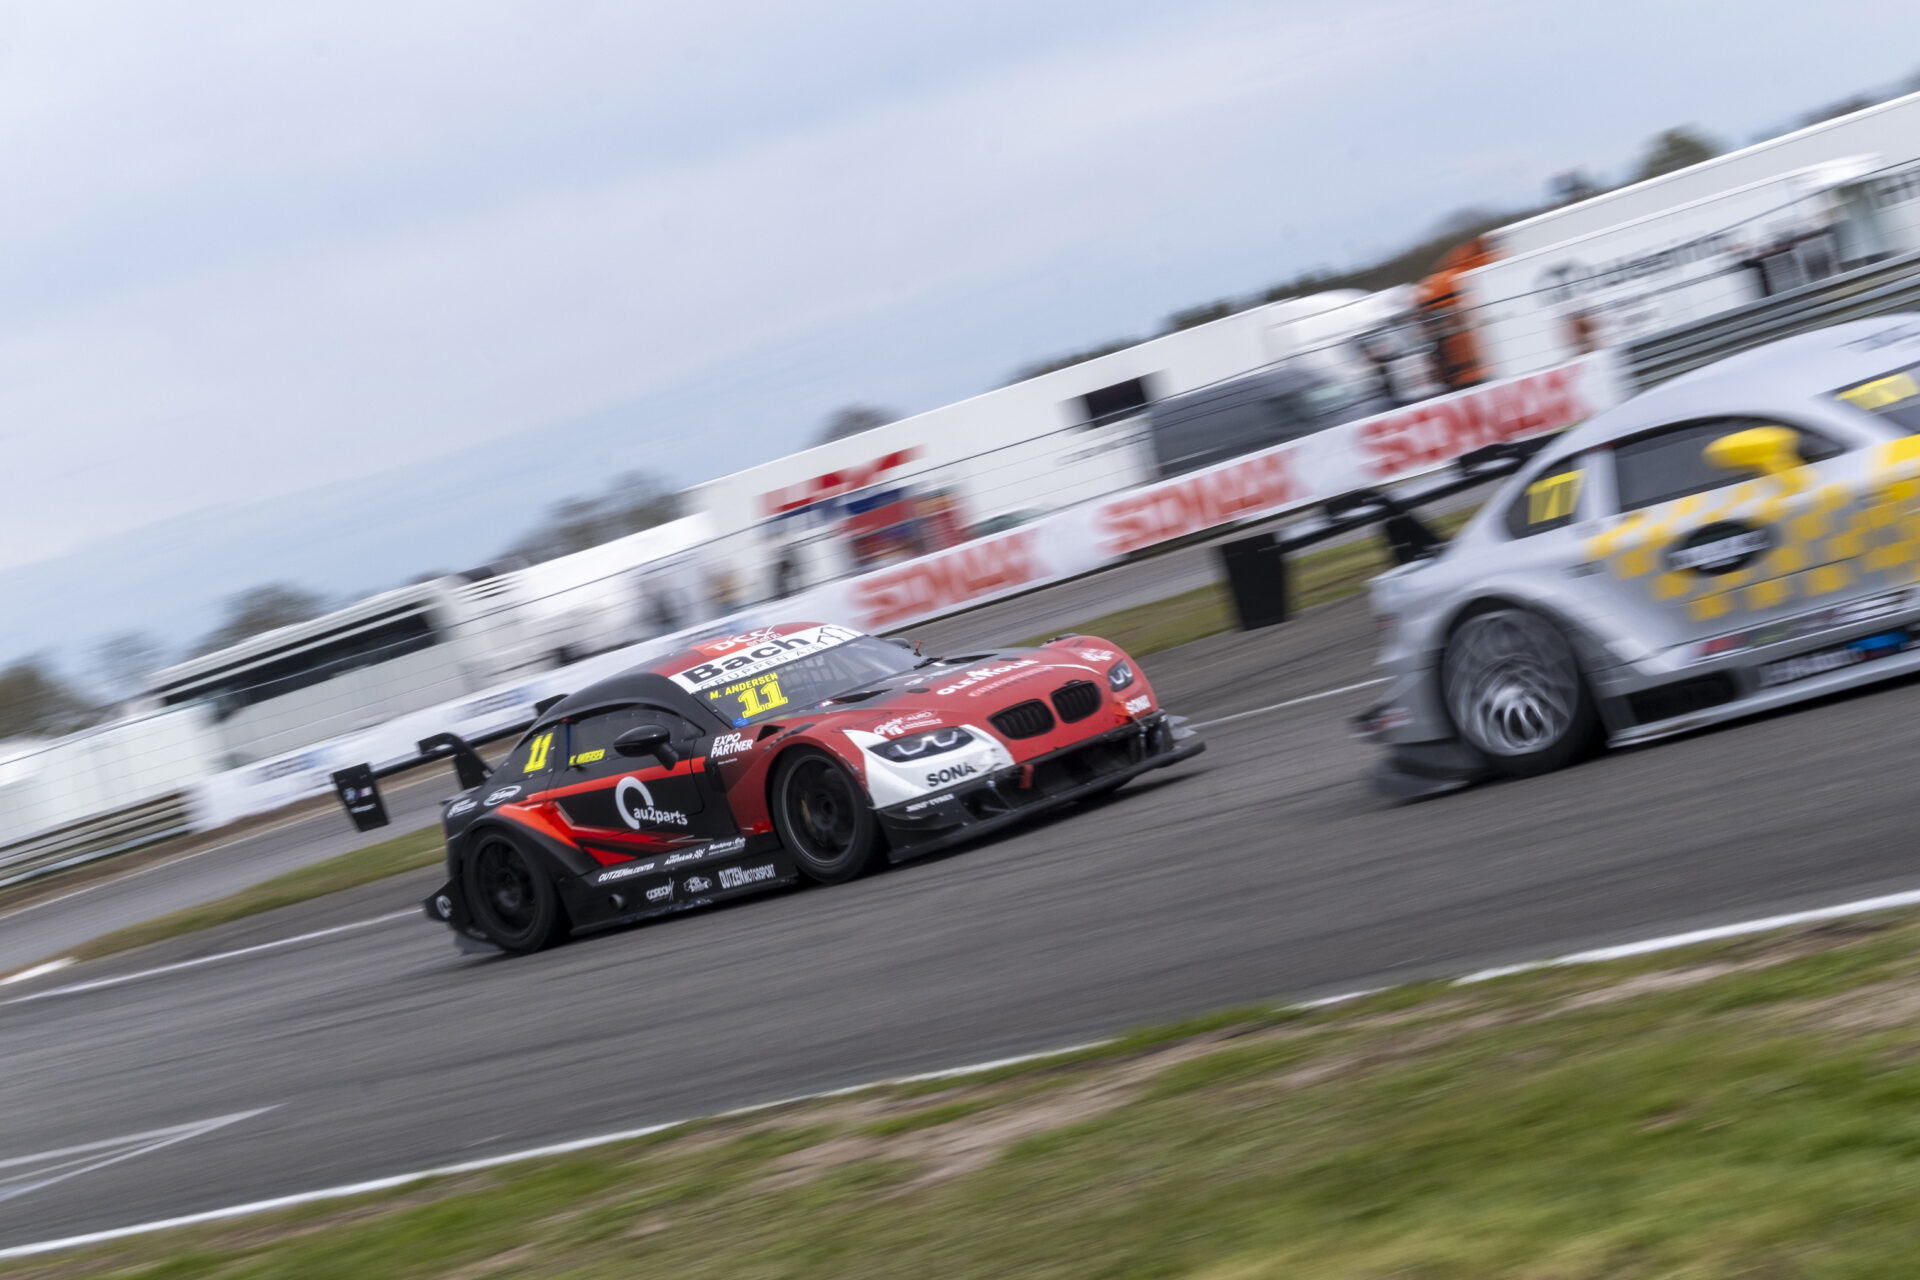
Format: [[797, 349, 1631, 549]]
[[771, 749, 882, 885], [1441, 605, 1599, 778], [462, 830, 569, 954]]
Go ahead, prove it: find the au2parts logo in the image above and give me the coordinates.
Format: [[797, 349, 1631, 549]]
[[615, 776, 689, 828]]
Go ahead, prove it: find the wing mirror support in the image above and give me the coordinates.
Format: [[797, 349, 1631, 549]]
[[1704, 426, 1802, 476], [613, 723, 677, 768]]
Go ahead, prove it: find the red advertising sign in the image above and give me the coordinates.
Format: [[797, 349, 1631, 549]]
[[1093, 451, 1304, 557], [759, 448, 922, 517], [1358, 365, 1585, 478], [850, 530, 1042, 629]]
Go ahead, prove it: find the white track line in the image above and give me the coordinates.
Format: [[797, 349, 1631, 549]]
[[0, 911, 417, 1008], [10, 883, 1920, 1258], [0, 1043, 1107, 1261], [0, 1111, 273, 1207], [1192, 677, 1387, 729], [1296, 986, 1388, 1010], [1453, 885, 1920, 984], [0, 959, 72, 987]]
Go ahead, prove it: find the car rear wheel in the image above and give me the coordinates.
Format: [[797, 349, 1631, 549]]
[[771, 750, 881, 884], [1442, 606, 1598, 777], [463, 831, 568, 953]]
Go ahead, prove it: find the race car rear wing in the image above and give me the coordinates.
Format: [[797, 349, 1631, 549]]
[[329, 732, 494, 834]]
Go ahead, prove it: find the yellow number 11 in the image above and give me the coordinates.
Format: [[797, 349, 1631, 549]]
[[737, 675, 790, 718], [524, 731, 554, 772]]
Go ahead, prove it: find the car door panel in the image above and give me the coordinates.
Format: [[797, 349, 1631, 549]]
[[549, 707, 739, 860], [1579, 420, 1903, 654]]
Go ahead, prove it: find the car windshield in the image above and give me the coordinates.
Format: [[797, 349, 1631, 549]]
[[697, 636, 918, 727]]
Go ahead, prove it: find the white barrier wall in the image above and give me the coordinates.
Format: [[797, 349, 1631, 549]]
[[189, 679, 553, 831], [0, 708, 222, 847], [1468, 163, 1879, 380]]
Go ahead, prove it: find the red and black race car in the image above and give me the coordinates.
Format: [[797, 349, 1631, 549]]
[[337, 622, 1202, 953]]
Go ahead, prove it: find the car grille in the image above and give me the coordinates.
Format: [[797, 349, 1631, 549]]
[[990, 700, 1056, 739], [1050, 680, 1101, 723]]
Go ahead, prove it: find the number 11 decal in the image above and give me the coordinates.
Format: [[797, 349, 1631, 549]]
[[737, 675, 790, 718]]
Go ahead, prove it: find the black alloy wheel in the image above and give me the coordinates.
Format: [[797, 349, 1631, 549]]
[[771, 750, 881, 884], [462, 832, 568, 953]]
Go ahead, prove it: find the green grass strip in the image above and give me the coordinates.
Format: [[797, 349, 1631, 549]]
[[19, 907, 1920, 1278], [63, 825, 444, 964]]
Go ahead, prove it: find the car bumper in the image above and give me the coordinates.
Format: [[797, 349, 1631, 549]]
[[1352, 686, 1489, 801], [874, 712, 1204, 858], [422, 880, 501, 952]]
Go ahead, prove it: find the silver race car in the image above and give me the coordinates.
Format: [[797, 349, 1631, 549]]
[[1358, 316, 1920, 797]]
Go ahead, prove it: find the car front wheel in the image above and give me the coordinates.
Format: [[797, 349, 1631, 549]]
[[771, 749, 882, 884], [1441, 605, 1598, 777]]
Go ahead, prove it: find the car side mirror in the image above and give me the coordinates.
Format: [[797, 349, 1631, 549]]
[[614, 723, 676, 767], [1704, 426, 1801, 476], [887, 636, 914, 650]]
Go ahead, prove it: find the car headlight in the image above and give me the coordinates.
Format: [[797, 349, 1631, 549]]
[[1107, 660, 1135, 692], [870, 726, 974, 761]]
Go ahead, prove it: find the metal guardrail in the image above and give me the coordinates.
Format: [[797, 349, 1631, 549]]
[[1624, 250, 1920, 391], [0, 792, 193, 890]]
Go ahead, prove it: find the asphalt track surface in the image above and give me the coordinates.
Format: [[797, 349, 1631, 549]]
[[11, 591, 1920, 1250]]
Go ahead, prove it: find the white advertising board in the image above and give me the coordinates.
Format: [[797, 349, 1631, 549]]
[[806, 352, 1622, 631]]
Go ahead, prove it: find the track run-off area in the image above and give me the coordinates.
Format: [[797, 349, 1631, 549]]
[[7, 592, 1920, 1252]]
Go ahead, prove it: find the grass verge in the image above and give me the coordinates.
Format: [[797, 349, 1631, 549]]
[[1027, 506, 1477, 656], [60, 825, 443, 965], [18, 909, 1920, 1277]]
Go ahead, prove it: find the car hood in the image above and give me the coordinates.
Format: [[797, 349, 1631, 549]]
[[810, 647, 1113, 730]]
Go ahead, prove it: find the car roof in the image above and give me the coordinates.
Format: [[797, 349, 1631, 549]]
[[1559, 314, 1920, 450], [529, 621, 871, 733], [534, 670, 702, 728]]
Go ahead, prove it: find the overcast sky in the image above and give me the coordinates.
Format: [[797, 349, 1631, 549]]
[[5, 1, 1920, 631]]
